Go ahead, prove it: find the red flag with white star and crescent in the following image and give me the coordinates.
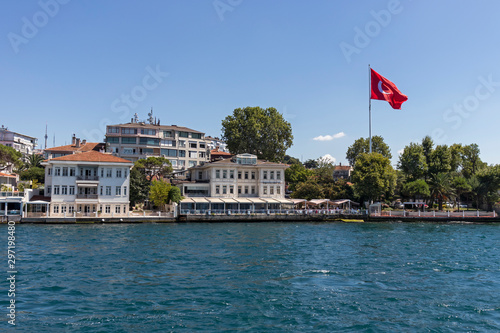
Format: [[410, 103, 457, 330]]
[[370, 69, 408, 109]]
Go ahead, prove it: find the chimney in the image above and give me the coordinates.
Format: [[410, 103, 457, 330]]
[[82, 139, 87, 145], [75, 138, 81, 148], [72, 134, 76, 146]]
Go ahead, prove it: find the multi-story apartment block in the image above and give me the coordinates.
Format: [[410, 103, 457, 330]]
[[105, 121, 210, 170], [0, 125, 38, 156], [42, 151, 133, 217], [179, 153, 292, 213]]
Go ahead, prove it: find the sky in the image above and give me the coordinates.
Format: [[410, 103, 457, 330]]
[[2, 0, 500, 166]]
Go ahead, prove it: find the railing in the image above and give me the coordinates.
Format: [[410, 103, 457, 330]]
[[378, 210, 496, 218], [0, 192, 24, 197], [180, 209, 365, 216], [75, 194, 98, 199], [76, 175, 99, 181]]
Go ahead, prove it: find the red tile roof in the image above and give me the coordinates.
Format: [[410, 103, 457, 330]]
[[45, 142, 104, 153], [48, 151, 133, 164], [0, 172, 17, 178]]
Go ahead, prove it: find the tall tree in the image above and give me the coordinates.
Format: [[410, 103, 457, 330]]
[[402, 179, 430, 201], [149, 180, 172, 211], [283, 155, 301, 165], [346, 136, 391, 166], [428, 145, 451, 177], [129, 167, 149, 206], [303, 159, 319, 169], [429, 173, 454, 210], [23, 153, 44, 169], [461, 144, 485, 179], [398, 142, 427, 181], [290, 180, 324, 201], [221, 106, 293, 162], [285, 163, 313, 191], [134, 157, 173, 181], [0, 144, 22, 172], [351, 153, 397, 203]]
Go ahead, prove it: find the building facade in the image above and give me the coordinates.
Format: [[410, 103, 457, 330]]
[[179, 154, 292, 213], [333, 164, 353, 181], [42, 151, 133, 217], [44, 135, 105, 159], [0, 125, 38, 156], [105, 121, 211, 170]]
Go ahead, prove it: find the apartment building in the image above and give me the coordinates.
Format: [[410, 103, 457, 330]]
[[333, 164, 353, 181], [44, 135, 105, 159], [179, 153, 292, 212], [42, 151, 133, 217], [0, 125, 38, 156], [105, 121, 210, 170]]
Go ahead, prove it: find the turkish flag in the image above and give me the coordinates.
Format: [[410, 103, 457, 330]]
[[370, 69, 408, 109]]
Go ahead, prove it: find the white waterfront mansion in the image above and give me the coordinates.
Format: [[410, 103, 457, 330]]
[[179, 153, 293, 213], [42, 151, 133, 217]]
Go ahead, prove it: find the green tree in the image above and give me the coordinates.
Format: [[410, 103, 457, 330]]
[[285, 163, 313, 191], [0, 144, 22, 172], [428, 145, 451, 177], [135, 157, 173, 181], [221, 106, 293, 162], [149, 180, 172, 211], [19, 166, 45, 183], [449, 143, 463, 173], [452, 176, 471, 211], [461, 144, 485, 179], [421, 135, 434, 168], [398, 142, 427, 181], [291, 180, 324, 201], [346, 136, 391, 166], [23, 153, 44, 170], [283, 155, 301, 165], [351, 153, 397, 203], [303, 159, 319, 169], [167, 186, 182, 204], [429, 173, 454, 210], [129, 167, 149, 206], [402, 179, 430, 201], [322, 179, 355, 201]]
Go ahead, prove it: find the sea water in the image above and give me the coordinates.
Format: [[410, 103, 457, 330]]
[[4, 222, 500, 332]]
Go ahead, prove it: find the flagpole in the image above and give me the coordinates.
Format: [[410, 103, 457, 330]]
[[369, 64, 372, 154]]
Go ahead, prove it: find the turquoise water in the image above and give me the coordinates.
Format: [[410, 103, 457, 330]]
[[3, 222, 500, 332]]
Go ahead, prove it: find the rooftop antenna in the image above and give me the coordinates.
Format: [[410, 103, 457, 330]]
[[147, 107, 154, 124], [53, 134, 55, 147], [134, 113, 139, 123], [44, 123, 48, 149]]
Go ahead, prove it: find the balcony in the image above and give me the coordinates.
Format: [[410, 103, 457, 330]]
[[76, 175, 99, 181], [76, 194, 98, 199]]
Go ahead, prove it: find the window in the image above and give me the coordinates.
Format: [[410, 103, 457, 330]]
[[251, 171, 256, 180], [108, 127, 120, 133], [53, 205, 59, 214], [199, 152, 206, 158], [141, 148, 154, 154], [270, 171, 275, 180], [106, 169, 112, 177], [189, 151, 198, 158], [178, 160, 185, 167], [100, 186, 103, 196], [47, 186, 51, 195], [61, 186, 68, 195], [69, 186, 75, 195], [189, 161, 197, 167], [54, 167, 61, 176], [244, 171, 249, 179], [169, 159, 177, 167], [121, 128, 137, 134], [222, 186, 227, 194], [192, 133, 202, 139], [276, 171, 281, 180], [106, 186, 111, 195], [116, 169, 122, 178], [70, 168, 76, 177], [115, 206, 121, 214], [124, 169, 128, 177], [199, 142, 206, 149], [139, 137, 160, 146], [101, 168, 104, 177], [105, 205, 111, 214], [277, 186, 281, 195], [61, 205, 67, 214], [244, 186, 249, 194], [161, 140, 175, 147], [62, 167, 68, 176], [230, 186, 234, 194], [69, 206, 74, 214], [263, 171, 268, 180], [215, 170, 220, 178], [163, 130, 173, 138], [47, 168, 52, 176], [215, 185, 220, 194], [141, 129, 156, 135], [53, 186, 60, 195], [238, 186, 242, 194], [222, 170, 227, 179], [123, 186, 127, 196], [270, 187, 274, 195], [178, 140, 186, 148], [263, 186, 267, 195], [161, 149, 177, 157], [251, 186, 256, 194], [123, 148, 136, 155], [198, 171, 203, 180], [238, 171, 242, 179], [189, 142, 197, 149], [122, 137, 137, 144], [179, 131, 189, 138], [178, 150, 186, 157], [116, 186, 121, 196], [107, 137, 119, 144]]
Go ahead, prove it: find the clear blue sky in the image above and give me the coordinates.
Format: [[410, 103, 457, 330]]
[[2, 0, 500, 166]]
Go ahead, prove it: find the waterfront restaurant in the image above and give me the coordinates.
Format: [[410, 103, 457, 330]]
[[179, 153, 294, 214]]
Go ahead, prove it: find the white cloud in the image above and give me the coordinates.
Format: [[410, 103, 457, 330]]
[[397, 149, 404, 155], [313, 132, 346, 141], [318, 154, 336, 164]]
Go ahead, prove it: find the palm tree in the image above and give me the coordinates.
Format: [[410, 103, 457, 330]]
[[24, 153, 44, 169], [429, 173, 454, 210]]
